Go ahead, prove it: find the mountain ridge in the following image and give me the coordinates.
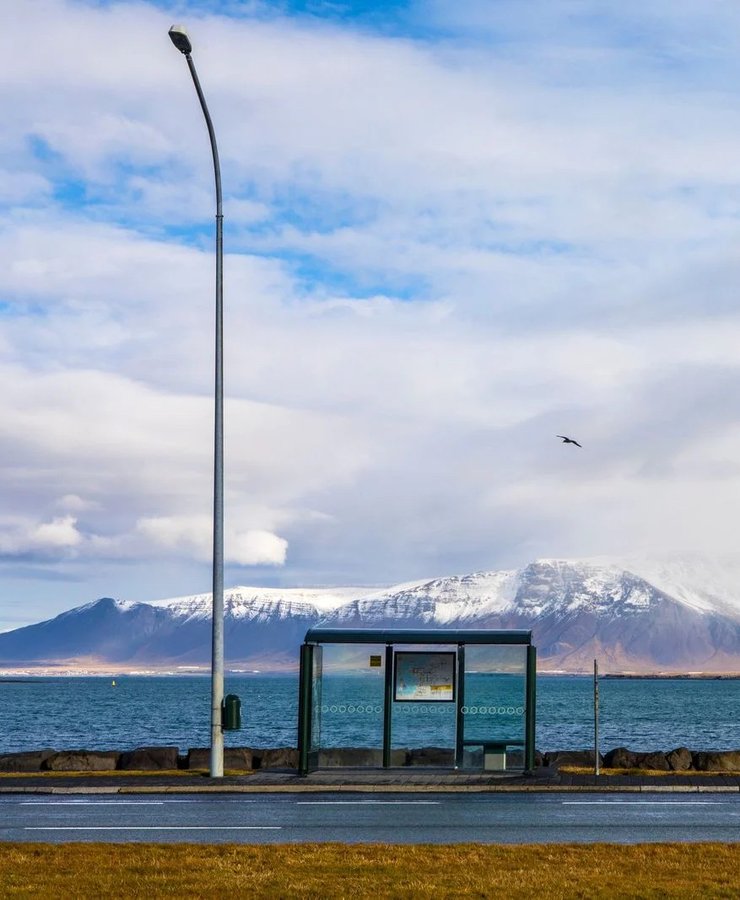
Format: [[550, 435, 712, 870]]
[[1, 557, 739, 674]]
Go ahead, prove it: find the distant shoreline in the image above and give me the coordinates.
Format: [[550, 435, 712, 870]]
[[601, 673, 740, 680], [0, 669, 739, 680]]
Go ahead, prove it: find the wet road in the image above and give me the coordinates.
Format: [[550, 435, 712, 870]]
[[1, 792, 738, 844]]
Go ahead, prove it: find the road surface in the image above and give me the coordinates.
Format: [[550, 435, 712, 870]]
[[1, 792, 738, 844]]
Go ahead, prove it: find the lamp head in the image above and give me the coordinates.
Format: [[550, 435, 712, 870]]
[[169, 25, 192, 55]]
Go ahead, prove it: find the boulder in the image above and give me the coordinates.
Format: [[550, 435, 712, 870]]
[[505, 749, 544, 770], [407, 747, 455, 767], [602, 748, 670, 771], [118, 746, 180, 770], [317, 748, 407, 767], [187, 747, 253, 771], [692, 750, 740, 772], [257, 747, 299, 769], [666, 747, 693, 771], [43, 750, 120, 772], [544, 750, 602, 769], [505, 749, 545, 770], [632, 751, 670, 771], [603, 747, 637, 769], [0, 749, 56, 772]]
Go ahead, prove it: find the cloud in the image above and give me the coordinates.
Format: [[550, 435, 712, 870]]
[[31, 516, 83, 549], [4, 0, 740, 627], [55, 494, 101, 513], [0, 515, 82, 558], [136, 516, 287, 566], [229, 529, 288, 566]]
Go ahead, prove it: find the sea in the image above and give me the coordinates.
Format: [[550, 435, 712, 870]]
[[1, 675, 738, 755]]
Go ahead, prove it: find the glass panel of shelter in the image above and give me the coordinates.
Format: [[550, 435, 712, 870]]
[[390, 644, 457, 766], [461, 644, 528, 770], [313, 642, 386, 766], [308, 644, 322, 760]]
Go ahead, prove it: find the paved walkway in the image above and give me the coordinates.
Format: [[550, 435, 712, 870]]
[[1, 768, 739, 793]]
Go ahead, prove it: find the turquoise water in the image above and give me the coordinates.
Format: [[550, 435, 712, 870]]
[[0, 675, 737, 754]]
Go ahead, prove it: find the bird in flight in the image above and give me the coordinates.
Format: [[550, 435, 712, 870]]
[[557, 435, 582, 447]]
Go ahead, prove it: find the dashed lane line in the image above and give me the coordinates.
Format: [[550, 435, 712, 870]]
[[562, 800, 732, 805], [23, 826, 281, 831], [296, 800, 440, 805]]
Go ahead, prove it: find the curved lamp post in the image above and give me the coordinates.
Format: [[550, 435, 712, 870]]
[[168, 24, 224, 778]]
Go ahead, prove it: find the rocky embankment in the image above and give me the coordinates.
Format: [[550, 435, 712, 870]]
[[0, 746, 294, 772], [0, 745, 739, 772], [543, 747, 740, 772]]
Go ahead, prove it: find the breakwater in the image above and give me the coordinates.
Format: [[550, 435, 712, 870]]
[[1, 745, 739, 773]]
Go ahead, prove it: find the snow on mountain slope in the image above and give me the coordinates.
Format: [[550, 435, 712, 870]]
[[146, 585, 371, 621], [324, 560, 700, 627], [615, 555, 740, 617], [512, 559, 662, 617], [329, 571, 520, 625], [131, 557, 740, 626]]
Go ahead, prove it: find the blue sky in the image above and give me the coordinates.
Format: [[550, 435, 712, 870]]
[[3, 0, 740, 630]]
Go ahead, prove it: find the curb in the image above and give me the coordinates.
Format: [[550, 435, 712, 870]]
[[1, 783, 739, 795]]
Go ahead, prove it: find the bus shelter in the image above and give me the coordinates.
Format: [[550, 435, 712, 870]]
[[298, 627, 536, 775]]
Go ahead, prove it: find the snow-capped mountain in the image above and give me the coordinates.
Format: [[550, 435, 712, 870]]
[[1, 558, 739, 673], [147, 585, 370, 621]]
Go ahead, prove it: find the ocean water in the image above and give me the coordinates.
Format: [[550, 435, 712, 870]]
[[0, 675, 737, 755]]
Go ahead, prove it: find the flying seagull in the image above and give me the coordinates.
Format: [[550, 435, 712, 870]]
[[557, 435, 582, 447]]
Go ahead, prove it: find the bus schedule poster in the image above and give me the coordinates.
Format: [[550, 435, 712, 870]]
[[393, 651, 456, 702]]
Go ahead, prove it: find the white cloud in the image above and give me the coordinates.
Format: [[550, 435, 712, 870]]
[[136, 516, 212, 560], [136, 515, 287, 566], [31, 515, 83, 549], [229, 529, 288, 566], [55, 494, 100, 513], [0, 515, 82, 557]]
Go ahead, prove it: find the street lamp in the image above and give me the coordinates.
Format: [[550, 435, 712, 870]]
[[168, 24, 225, 778]]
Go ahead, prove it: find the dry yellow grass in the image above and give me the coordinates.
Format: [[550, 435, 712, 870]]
[[560, 766, 740, 777], [0, 769, 253, 778], [0, 842, 737, 899]]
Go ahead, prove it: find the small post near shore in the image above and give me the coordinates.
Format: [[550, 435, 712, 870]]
[[594, 658, 600, 776]]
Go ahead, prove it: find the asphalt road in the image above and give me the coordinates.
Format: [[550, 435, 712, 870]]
[[1, 792, 738, 844]]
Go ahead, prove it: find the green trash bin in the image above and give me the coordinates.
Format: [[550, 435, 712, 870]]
[[222, 694, 241, 731]]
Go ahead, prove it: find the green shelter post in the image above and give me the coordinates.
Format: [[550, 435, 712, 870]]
[[297, 642, 312, 775], [455, 643, 465, 768], [525, 644, 537, 772]]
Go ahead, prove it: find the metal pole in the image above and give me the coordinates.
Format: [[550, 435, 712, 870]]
[[594, 658, 599, 777], [170, 29, 224, 779]]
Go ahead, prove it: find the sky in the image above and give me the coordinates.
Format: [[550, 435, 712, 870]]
[[4, 0, 740, 630]]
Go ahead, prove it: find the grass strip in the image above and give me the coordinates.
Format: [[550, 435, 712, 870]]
[[560, 766, 740, 776], [1, 842, 737, 899], [0, 770, 253, 778]]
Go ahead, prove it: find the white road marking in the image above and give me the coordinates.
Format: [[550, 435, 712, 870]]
[[21, 801, 165, 806], [18, 799, 252, 805], [24, 826, 281, 831], [296, 800, 440, 805], [562, 801, 729, 805]]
